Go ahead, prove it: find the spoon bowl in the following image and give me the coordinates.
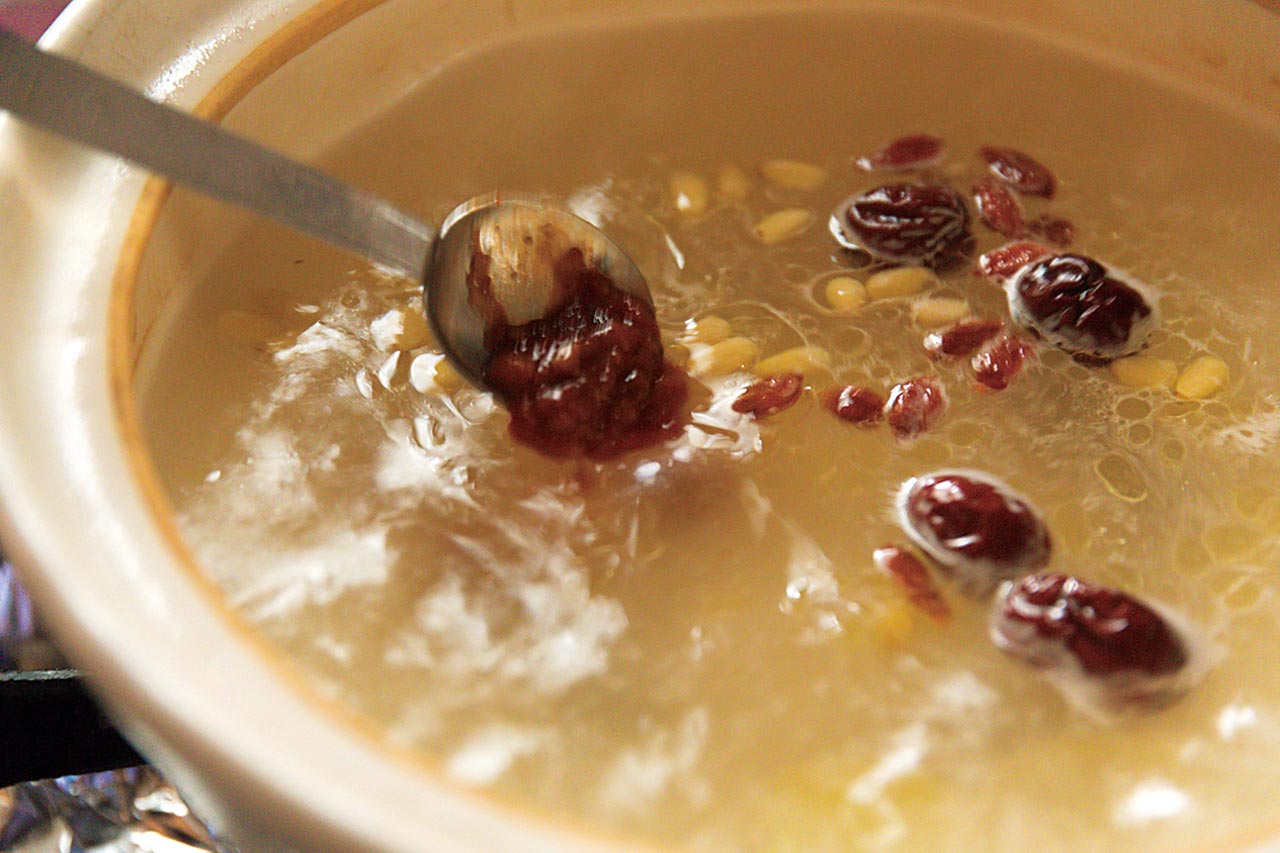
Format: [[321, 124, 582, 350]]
[[0, 29, 651, 392]]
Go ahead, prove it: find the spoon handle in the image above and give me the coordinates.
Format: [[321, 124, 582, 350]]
[[0, 29, 434, 281]]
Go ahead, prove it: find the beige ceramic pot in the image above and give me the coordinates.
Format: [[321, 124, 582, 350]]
[[2, 1, 1280, 852]]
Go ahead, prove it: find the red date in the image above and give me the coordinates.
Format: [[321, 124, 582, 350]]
[[822, 384, 886, 425], [830, 183, 975, 269], [992, 573, 1187, 678], [884, 377, 946, 438], [978, 241, 1051, 280], [924, 318, 1003, 359], [874, 545, 950, 621], [897, 470, 1050, 593], [1008, 253, 1158, 360], [732, 373, 804, 417], [979, 146, 1057, 198], [972, 334, 1034, 390], [856, 134, 946, 171], [973, 177, 1025, 238]]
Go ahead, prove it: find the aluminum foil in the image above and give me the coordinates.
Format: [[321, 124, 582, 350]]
[[1, 552, 228, 853]]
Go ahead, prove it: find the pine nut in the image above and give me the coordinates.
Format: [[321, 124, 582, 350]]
[[824, 276, 867, 314], [717, 163, 751, 201], [1109, 355, 1178, 389], [682, 315, 733, 345], [1175, 355, 1229, 400], [753, 208, 814, 244], [689, 336, 759, 377], [910, 297, 970, 328], [866, 266, 937, 300], [755, 345, 830, 377], [760, 159, 828, 191], [670, 171, 710, 216]]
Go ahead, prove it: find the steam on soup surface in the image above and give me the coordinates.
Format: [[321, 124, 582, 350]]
[[135, 5, 1280, 851]]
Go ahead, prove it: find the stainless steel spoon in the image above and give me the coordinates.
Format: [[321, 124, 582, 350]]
[[0, 29, 652, 389]]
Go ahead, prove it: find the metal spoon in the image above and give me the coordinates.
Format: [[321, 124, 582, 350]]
[[0, 29, 651, 389]]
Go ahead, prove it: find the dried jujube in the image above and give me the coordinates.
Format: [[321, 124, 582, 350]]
[[830, 183, 975, 269], [1007, 252, 1158, 361], [990, 573, 1208, 718], [979, 146, 1057, 198], [896, 469, 1049, 593]]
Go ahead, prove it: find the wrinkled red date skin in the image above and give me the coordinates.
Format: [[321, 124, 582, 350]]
[[1014, 253, 1153, 359], [904, 471, 1050, 573], [994, 573, 1188, 678], [973, 334, 1035, 390], [832, 183, 975, 269], [856, 134, 946, 171], [979, 146, 1057, 198], [482, 249, 688, 460], [732, 373, 804, 417], [924, 318, 1004, 359], [822, 385, 886, 425], [973, 177, 1025, 238], [885, 377, 946, 438], [978, 241, 1051, 280], [874, 545, 950, 621]]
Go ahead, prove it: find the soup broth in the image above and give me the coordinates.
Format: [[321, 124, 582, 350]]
[[134, 5, 1280, 851]]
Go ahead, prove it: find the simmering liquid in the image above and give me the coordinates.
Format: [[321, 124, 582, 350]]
[[135, 5, 1280, 851]]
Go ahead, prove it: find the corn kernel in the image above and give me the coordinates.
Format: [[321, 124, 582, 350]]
[[824, 276, 867, 314], [1109, 355, 1178, 389], [865, 266, 937, 300], [754, 345, 830, 377], [909, 297, 970, 328], [670, 171, 710, 216], [717, 163, 751, 201], [753, 208, 814, 244], [1176, 355, 1229, 400], [760, 159, 828, 191], [689, 336, 759, 377], [682, 315, 733, 345]]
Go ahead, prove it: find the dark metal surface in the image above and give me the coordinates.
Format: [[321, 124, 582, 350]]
[[0, 670, 142, 787]]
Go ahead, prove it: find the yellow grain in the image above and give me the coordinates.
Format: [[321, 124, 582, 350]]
[[1175, 355, 1229, 400], [670, 170, 710, 216], [754, 345, 830, 377], [689, 336, 760, 377], [865, 266, 937, 300], [823, 276, 867, 314], [753, 208, 814, 244], [1109, 355, 1179, 390], [760, 158, 828, 191]]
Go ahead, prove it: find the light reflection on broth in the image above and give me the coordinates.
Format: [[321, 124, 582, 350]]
[[133, 5, 1280, 851]]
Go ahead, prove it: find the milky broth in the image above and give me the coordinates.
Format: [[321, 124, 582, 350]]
[[135, 5, 1280, 851]]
